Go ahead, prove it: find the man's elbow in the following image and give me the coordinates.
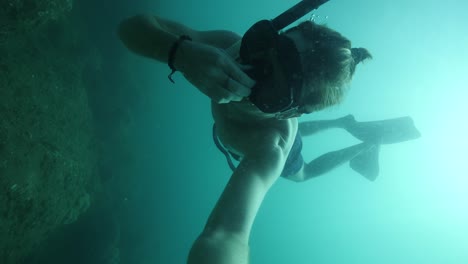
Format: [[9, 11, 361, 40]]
[[117, 15, 156, 49], [117, 15, 141, 46]]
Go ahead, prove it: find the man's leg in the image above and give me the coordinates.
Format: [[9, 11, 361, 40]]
[[298, 114, 355, 136], [288, 142, 378, 182], [299, 115, 421, 144], [300, 115, 421, 144]]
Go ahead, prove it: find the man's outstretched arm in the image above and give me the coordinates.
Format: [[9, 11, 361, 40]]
[[188, 144, 286, 264]]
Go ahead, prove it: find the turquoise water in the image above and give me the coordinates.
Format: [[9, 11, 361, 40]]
[[65, 0, 468, 263]]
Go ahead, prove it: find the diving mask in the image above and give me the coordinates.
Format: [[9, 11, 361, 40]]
[[240, 0, 329, 116]]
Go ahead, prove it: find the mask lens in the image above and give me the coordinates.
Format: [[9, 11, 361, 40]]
[[240, 20, 304, 114]]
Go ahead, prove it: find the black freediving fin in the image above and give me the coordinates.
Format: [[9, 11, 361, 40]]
[[344, 116, 421, 145], [349, 144, 380, 181]]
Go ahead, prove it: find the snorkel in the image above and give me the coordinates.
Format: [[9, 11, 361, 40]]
[[240, 0, 330, 116], [272, 0, 330, 30]]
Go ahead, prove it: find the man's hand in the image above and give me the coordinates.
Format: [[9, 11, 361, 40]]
[[175, 40, 255, 104]]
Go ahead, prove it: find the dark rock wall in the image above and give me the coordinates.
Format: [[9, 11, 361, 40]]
[[1, 0, 156, 262], [0, 0, 99, 263]]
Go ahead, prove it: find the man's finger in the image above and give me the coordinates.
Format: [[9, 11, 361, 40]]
[[224, 61, 255, 94], [213, 84, 243, 104], [222, 76, 251, 98], [238, 63, 254, 71]]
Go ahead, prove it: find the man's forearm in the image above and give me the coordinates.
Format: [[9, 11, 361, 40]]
[[118, 14, 251, 103], [118, 15, 180, 62]]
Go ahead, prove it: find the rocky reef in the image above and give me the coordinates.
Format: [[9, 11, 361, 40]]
[[0, 0, 99, 263], [0, 0, 151, 262]]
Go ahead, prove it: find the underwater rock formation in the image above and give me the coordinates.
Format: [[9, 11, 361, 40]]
[[1, 0, 73, 36], [0, 0, 99, 263]]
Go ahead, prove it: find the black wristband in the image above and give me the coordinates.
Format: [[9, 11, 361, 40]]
[[167, 35, 192, 83]]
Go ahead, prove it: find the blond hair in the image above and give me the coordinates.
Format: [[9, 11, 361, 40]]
[[284, 21, 372, 112]]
